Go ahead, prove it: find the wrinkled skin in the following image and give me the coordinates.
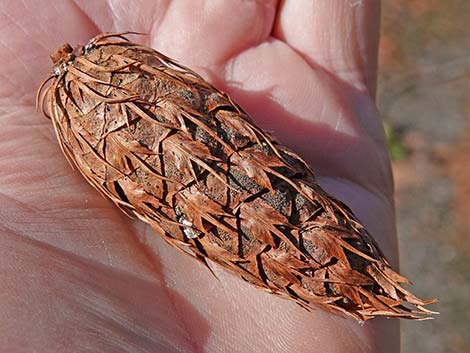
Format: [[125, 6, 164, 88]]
[[0, 1, 399, 352]]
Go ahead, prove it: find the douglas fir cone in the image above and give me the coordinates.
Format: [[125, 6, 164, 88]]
[[37, 32, 437, 321]]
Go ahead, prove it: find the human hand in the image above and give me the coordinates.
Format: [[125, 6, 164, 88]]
[[0, 1, 398, 352]]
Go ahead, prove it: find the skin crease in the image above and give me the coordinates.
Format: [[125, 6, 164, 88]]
[[0, 1, 402, 352]]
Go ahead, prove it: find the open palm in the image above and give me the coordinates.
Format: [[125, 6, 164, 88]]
[[0, 1, 399, 352]]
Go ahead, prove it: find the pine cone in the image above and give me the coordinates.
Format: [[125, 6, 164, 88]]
[[37, 32, 437, 321]]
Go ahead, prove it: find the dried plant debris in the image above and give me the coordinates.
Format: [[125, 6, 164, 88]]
[[37, 32, 437, 321]]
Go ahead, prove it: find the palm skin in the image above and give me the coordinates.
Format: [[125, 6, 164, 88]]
[[0, 1, 399, 352]]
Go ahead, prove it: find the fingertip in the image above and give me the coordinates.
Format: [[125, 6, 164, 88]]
[[151, 0, 277, 67], [274, 0, 381, 98]]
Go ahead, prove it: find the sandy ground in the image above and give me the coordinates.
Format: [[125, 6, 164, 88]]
[[379, 1, 470, 352]]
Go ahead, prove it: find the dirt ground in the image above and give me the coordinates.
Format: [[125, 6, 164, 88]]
[[379, 1, 470, 352]]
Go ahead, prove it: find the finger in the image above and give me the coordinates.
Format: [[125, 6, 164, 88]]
[[72, 0, 167, 37], [274, 0, 381, 98], [149, 0, 278, 68], [0, 0, 99, 104]]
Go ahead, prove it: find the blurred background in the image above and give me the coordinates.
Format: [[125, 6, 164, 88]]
[[378, 1, 469, 352]]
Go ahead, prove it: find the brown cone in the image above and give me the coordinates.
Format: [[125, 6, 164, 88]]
[[37, 32, 437, 321]]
